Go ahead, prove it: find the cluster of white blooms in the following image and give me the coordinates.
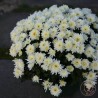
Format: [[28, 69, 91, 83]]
[[10, 5, 98, 97]]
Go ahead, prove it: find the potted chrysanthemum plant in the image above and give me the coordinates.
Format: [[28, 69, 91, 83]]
[[10, 5, 98, 97]]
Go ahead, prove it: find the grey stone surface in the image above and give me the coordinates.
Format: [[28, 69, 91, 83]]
[[0, 0, 98, 13], [0, 12, 30, 48], [0, 60, 98, 98], [0, 0, 22, 13], [23, 0, 98, 13]]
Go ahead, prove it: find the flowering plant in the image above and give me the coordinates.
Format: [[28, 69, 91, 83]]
[[10, 5, 98, 97]]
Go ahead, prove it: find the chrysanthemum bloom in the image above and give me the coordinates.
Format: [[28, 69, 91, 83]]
[[10, 5, 98, 97]]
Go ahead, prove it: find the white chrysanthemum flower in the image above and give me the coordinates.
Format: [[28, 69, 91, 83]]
[[61, 19, 67, 24], [86, 14, 96, 23], [48, 48, 56, 57], [54, 40, 64, 52], [16, 19, 25, 26], [49, 85, 62, 97], [42, 80, 52, 92], [59, 23, 68, 31], [93, 51, 98, 60], [85, 46, 94, 57], [32, 75, 39, 83], [38, 16, 46, 22], [19, 33, 27, 41], [57, 32, 65, 39], [86, 72, 97, 81], [44, 23, 50, 30], [90, 30, 96, 38], [81, 25, 90, 34], [71, 41, 79, 53], [65, 30, 73, 38], [70, 12, 77, 18], [59, 68, 69, 78], [35, 22, 43, 30], [13, 26, 23, 34], [41, 64, 48, 71], [10, 49, 17, 57], [35, 52, 45, 65], [95, 34, 98, 41], [39, 41, 50, 52], [10, 32, 19, 42], [26, 44, 35, 54], [41, 30, 50, 40], [48, 18, 56, 25], [66, 53, 75, 61], [28, 63, 34, 70], [44, 57, 53, 66], [18, 50, 22, 56], [50, 60, 62, 74], [33, 43, 39, 49], [65, 40, 72, 51], [59, 80, 67, 87], [81, 59, 89, 70], [53, 38, 58, 44], [50, 27, 58, 38], [93, 23, 98, 29], [13, 59, 24, 71], [69, 20, 76, 29], [29, 29, 40, 40], [59, 5, 69, 12], [82, 34, 88, 41], [10, 44, 17, 57], [90, 39, 97, 47], [23, 38, 31, 47], [72, 58, 81, 68], [76, 19, 84, 28], [77, 44, 85, 54], [73, 33, 83, 43], [15, 41, 23, 52], [82, 8, 91, 15], [24, 19, 34, 31], [90, 61, 98, 71], [13, 67, 24, 78], [27, 54, 35, 63], [66, 65, 74, 72]]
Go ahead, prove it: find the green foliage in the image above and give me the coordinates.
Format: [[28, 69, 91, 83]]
[[0, 48, 12, 60]]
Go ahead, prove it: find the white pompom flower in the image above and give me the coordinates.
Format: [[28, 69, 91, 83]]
[[42, 80, 52, 92], [26, 44, 35, 55], [32, 75, 39, 83], [29, 29, 40, 40], [59, 68, 69, 78], [35, 52, 45, 65], [59, 80, 67, 87], [72, 58, 81, 68], [13, 59, 24, 71], [39, 40, 50, 52], [49, 85, 62, 97], [50, 60, 62, 74], [13, 67, 24, 79], [54, 40, 64, 52], [41, 30, 50, 40]]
